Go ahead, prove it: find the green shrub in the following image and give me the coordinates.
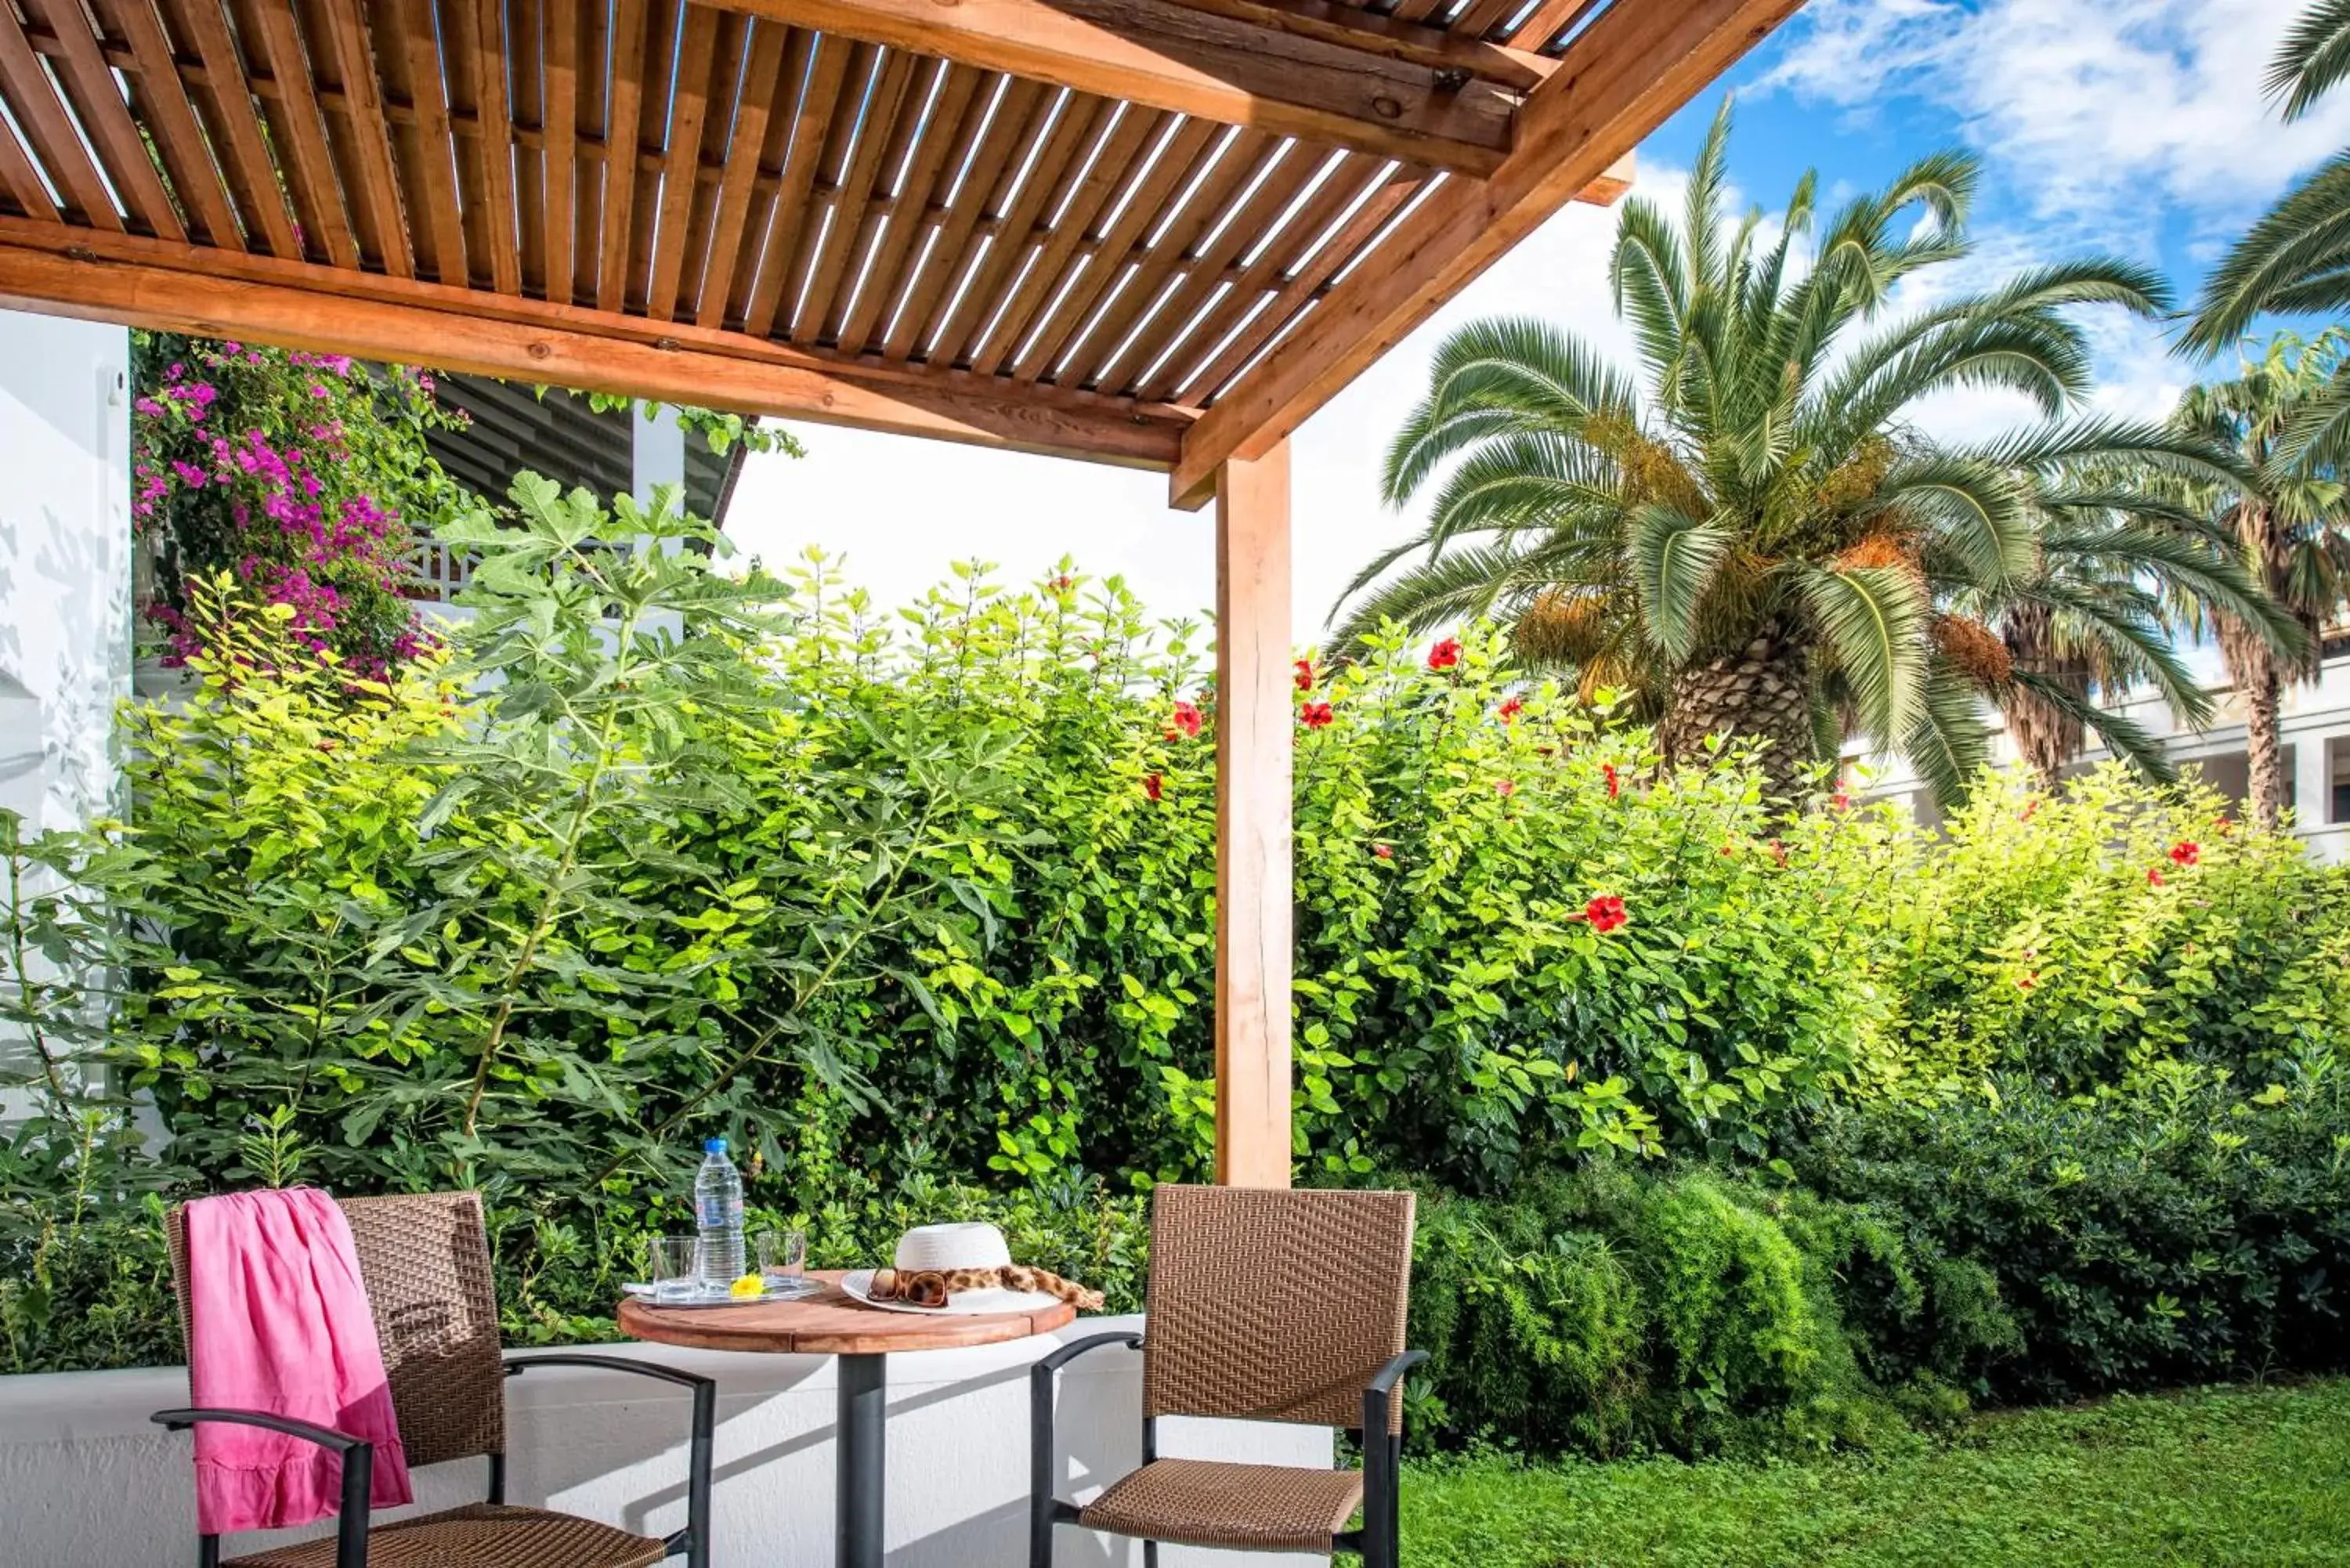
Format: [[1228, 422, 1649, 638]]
[[1791, 1060, 2350, 1400], [1404, 1165, 1998, 1458]]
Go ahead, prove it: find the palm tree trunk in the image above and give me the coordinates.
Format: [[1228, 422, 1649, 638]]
[[2218, 499, 2297, 829], [1658, 633, 1817, 805], [2220, 613, 2288, 828]]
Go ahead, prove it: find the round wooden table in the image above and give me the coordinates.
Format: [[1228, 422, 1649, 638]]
[[618, 1270, 1078, 1568]]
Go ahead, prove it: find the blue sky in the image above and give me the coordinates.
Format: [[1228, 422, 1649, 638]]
[[724, 0, 2350, 634]]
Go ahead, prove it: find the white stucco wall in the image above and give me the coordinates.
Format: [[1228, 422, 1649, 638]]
[[0, 308, 133, 1124], [0, 308, 132, 831], [0, 1317, 1331, 1568]]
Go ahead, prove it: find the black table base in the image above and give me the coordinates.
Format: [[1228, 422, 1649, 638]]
[[837, 1353, 888, 1568]]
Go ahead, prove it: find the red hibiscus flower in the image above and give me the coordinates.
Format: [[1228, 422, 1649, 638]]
[[1372, 844, 1394, 861], [1498, 697, 1523, 722], [1050, 573, 1074, 591], [2146, 865, 2163, 887], [1831, 789, 1852, 811], [1769, 839, 1788, 868], [1582, 895, 1628, 933], [1495, 779, 1516, 797], [2214, 815, 2235, 836], [2169, 840, 2200, 867], [2020, 799, 2040, 823], [1166, 699, 1202, 740], [1603, 763, 1621, 798], [2017, 972, 2037, 991], [1295, 658, 1314, 692], [1143, 773, 1162, 803], [1300, 701, 1334, 729], [1427, 638, 1462, 671]]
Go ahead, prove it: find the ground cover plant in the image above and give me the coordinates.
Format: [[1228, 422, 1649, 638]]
[[3, 480, 2346, 1465], [1399, 1379, 2350, 1567]]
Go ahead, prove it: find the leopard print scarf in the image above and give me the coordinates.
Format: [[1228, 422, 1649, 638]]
[[869, 1263, 1104, 1311]]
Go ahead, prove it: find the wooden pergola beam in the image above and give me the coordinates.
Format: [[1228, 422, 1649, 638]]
[[1167, 0, 1802, 506], [0, 229, 1191, 468], [712, 0, 1528, 176]]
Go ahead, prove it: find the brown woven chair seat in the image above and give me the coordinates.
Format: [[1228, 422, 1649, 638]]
[[222, 1503, 666, 1568], [1078, 1458, 1365, 1552]]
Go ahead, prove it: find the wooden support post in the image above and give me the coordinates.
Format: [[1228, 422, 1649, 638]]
[[1212, 439, 1292, 1188]]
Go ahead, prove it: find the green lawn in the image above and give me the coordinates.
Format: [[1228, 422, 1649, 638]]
[[1401, 1382, 2350, 1567]]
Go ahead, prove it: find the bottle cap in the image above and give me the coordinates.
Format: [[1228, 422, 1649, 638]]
[[704, 1137, 727, 1155]]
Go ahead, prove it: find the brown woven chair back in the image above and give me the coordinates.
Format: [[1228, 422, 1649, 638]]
[[167, 1190, 508, 1467], [1140, 1184, 1415, 1433]]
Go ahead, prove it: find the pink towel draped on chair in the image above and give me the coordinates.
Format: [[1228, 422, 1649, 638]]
[[183, 1187, 414, 1536]]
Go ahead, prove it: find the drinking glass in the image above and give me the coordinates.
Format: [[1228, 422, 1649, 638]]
[[648, 1236, 702, 1304], [757, 1228, 808, 1288]]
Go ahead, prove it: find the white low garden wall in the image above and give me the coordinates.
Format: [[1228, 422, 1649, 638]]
[[0, 1313, 1329, 1567]]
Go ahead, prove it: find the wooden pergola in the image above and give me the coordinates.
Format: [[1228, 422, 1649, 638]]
[[0, 0, 1796, 1184]]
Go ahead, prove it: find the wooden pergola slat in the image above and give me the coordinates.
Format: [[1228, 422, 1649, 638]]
[[0, 0, 1799, 1187]]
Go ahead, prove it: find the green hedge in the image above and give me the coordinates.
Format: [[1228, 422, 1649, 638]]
[[5, 482, 2348, 1455]]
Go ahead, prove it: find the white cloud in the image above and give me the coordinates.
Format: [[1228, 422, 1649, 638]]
[[1765, 0, 2350, 247]]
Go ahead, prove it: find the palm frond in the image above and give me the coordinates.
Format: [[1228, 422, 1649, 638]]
[[1901, 659, 1994, 807], [2183, 154, 2350, 357], [1628, 504, 1732, 659], [1800, 565, 1928, 744], [2271, 0, 2350, 119]]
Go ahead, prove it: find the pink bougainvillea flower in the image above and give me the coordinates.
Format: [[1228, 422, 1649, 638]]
[[1495, 779, 1516, 797], [1300, 700, 1335, 729], [1372, 844, 1394, 861], [2169, 840, 2200, 867], [1142, 773, 1163, 803], [1582, 895, 1628, 933], [1166, 699, 1202, 740], [1295, 658, 1314, 692], [1603, 763, 1620, 798], [2146, 866, 2164, 887], [1426, 638, 1462, 671], [1497, 696, 1523, 723]]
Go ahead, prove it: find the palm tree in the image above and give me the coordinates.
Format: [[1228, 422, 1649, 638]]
[[1340, 101, 2275, 805], [2167, 332, 2347, 826], [2182, 0, 2350, 464]]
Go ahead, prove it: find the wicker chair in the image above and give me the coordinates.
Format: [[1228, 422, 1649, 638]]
[[1029, 1184, 1424, 1568], [154, 1191, 716, 1568]]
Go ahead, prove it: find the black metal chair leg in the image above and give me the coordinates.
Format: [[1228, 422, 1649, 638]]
[[1144, 1540, 1159, 1568]]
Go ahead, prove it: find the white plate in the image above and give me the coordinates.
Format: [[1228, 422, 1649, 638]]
[[840, 1268, 1058, 1316]]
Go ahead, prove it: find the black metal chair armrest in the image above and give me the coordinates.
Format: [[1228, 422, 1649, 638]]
[[1031, 1331, 1147, 1565], [1365, 1349, 1430, 1401], [499, 1353, 717, 1568], [1036, 1330, 1144, 1376], [151, 1407, 371, 1451], [151, 1409, 374, 1568], [503, 1351, 717, 1391]]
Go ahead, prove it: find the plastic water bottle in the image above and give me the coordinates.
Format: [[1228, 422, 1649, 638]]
[[695, 1137, 745, 1286]]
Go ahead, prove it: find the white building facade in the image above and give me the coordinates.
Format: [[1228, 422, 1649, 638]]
[[1851, 638, 2350, 864]]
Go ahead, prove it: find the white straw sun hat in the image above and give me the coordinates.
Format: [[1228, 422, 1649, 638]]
[[892, 1221, 1014, 1274]]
